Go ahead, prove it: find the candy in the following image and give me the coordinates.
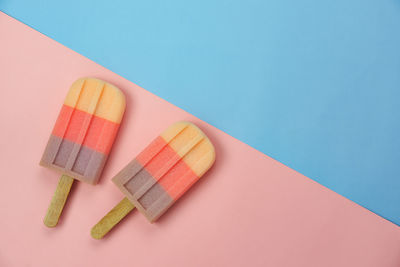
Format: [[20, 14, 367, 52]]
[[40, 77, 125, 184], [91, 121, 215, 238], [41, 77, 125, 227]]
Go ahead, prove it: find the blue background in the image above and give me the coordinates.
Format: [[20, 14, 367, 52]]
[[2, 0, 400, 225]]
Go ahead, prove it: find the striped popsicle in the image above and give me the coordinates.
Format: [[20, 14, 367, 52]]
[[91, 121, 215, 238], [40, 77, 126, 227]]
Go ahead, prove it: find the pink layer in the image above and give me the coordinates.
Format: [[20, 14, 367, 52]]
[[135, 136, 199, 200], [52, 105, 119, 154]]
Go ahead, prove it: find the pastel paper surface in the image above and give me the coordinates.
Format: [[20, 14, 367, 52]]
[[0, 12, 400, 267], [4, 0, 400, 226], [113, 121, 215, 222], [39, 77, 125, 184]]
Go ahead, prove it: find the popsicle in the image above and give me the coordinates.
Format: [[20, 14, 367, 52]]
[[40, 77, 126, 227], [91, 121, 215, 239]]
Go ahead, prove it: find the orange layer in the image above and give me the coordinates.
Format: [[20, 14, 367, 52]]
[[52, 105, 120, 155], [136, 136, 168, 166], [136, 136, 199, 200]]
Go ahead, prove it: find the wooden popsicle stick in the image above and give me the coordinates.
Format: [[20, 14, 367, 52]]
[[43, 174, 74, 228], [91, 197, 135, 239]]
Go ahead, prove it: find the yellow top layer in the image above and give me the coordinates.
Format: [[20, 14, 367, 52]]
[[64, 77, 126, 123], [161, 121, 216, 177]]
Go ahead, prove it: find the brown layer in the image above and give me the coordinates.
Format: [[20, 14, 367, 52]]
[[112, 159, 173, 222], [40, 135, 107, 184]]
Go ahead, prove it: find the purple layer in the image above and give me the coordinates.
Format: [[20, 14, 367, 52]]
[[113, 159, 174, 222], [40, 135, 107, 184]]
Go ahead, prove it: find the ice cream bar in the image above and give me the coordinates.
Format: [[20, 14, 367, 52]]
[[114, 121, 215, 222], [40, 77, 125, 184], [41, 77, 125, 227], [91, 121, 215, 238]]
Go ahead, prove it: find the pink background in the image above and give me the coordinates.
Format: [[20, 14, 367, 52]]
[[0, 12, 399, 267]]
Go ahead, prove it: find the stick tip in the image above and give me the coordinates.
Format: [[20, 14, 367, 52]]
[[91, 226, 104, 239], [43, 218, 58, 228]]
